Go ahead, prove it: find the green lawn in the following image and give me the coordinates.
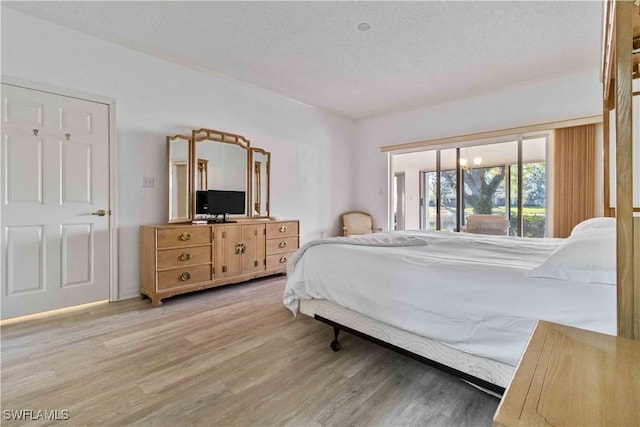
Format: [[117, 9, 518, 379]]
[[427, 206, 545, 216]]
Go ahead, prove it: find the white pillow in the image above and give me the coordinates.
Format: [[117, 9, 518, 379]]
[[571, 217, 616, 236], [526, 228, 616, 284]]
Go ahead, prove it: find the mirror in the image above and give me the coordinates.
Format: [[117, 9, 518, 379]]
[[167, 135, 192, 223], [192, 129, 250, 218], [251, 148, 270, 217], [167, 128, 272, 222]]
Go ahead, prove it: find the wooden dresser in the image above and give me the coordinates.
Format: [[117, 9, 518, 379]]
[[140, 219, 299, 306], [493, 320, 640, 427]]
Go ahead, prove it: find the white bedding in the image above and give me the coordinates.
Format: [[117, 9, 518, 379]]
[[283, 231, 617, 366]]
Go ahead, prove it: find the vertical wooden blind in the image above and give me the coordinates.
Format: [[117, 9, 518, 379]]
[[552, 124, 596, 237]]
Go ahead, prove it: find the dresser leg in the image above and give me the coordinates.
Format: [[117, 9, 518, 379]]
[[151, 297, 163, 307]]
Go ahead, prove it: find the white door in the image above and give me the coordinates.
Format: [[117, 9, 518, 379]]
[[1, 84, 110, 319]]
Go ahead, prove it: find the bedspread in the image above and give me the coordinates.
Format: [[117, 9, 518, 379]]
[[283, 231, 616, 366]]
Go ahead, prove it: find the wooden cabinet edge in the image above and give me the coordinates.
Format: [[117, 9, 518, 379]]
[[492, 320, 548, 427], [141, 270, 287, 307], [493, 321, 640, 427]]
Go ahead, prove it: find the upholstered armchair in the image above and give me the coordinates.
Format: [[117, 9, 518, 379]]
[[341, 211, 382, 237], [461, 214, 509, 235]]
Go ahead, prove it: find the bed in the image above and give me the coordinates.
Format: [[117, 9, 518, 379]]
[[283, 220, 617, 392]]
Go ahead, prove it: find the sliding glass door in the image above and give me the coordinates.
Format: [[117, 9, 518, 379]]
[[392, 135, 548, 237]]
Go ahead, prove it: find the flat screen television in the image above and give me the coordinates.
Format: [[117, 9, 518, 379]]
[[196, 190, 245, 216]]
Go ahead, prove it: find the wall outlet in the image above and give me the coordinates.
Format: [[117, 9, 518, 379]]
[[142, 176, 155, 188]]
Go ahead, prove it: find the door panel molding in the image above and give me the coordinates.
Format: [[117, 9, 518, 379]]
[[61, 223, 93, 287], [6, 225, 45, 295]]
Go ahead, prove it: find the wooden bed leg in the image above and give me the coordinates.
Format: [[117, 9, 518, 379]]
[[330, 326, 341, 351]]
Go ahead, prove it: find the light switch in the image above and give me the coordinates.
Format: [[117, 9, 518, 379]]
[[142, 176, 155, 188]]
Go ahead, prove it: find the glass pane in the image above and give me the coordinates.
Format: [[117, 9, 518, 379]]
[[522, 137, 547, 237], [440, 149, 457, 231], [461, 141, 517, 233], [408, 150, 437, 230], [393, 151, 435, 230], [509, 164, 519, 236], [423, 171, 438, 230], [463, 165, 506, 215]]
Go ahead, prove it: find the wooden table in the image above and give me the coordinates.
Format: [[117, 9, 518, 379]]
[[493, 320, 640, 426]]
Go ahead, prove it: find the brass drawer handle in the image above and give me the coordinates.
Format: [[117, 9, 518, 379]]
[[180, 252, 192, 261], [279, 241, 287, 248], [180, 272, 191, 281], [279, 226, 287, 233], [279, 256, 287, 263], [180, 232, 191, 241]]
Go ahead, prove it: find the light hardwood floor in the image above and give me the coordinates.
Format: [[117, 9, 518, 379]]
[[1, 277, 499, 426]]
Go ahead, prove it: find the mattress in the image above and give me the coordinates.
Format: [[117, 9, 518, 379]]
[[284, 231, 617, 367]]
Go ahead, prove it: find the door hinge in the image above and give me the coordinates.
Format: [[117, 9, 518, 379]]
[[222, 231, 226, 238], [254, 229, 257, 236], [222, 266, 227, 273], [263, 228, 266, 235], [254, 260, 258, 267]]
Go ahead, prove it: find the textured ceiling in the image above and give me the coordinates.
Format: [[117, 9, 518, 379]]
[[4, 1, 603, 120]]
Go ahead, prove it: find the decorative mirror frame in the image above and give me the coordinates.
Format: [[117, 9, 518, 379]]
[[191, 128, 252, 219], [167, 134, 192, 223], [251, 147, 271, 218]]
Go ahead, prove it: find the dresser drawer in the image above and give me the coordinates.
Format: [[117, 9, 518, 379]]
[[266, 221, 299, 238], [157, 265, 212, 290], [266, 236, 299, 254], [157, 245, 212, 269], [157, 227, 212, 248], [266, 251, 296, 270]]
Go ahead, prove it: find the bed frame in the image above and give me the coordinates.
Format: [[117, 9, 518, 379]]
[[300, 299, 513, 394]]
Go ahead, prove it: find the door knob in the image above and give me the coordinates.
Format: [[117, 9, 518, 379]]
[[92, 209, 107, 217]]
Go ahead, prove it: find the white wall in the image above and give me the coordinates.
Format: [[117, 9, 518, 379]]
[[1, 8, 354, 300], [353, 69, 603, 228]]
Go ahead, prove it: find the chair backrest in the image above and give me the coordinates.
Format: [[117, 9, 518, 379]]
[[341, 211, 374, 236], [465, 214, 509, 235]]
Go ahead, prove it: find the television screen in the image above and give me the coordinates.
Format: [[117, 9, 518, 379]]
[[208, 190, 245, 215], [195, 190, 209, 214]]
